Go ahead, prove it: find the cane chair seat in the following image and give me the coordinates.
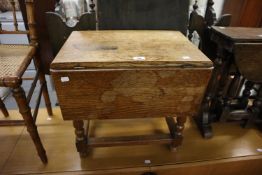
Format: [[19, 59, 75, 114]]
[[0, 44, 35, 86]]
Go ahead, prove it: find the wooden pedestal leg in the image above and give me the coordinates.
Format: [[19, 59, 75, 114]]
[[73, 120, 88, 158], [0, 98, 9, 117], [195, 47, 225, 138], [196, 95, 213, 138], [196, 61, 221, 138], [12, 87, 47, 164]]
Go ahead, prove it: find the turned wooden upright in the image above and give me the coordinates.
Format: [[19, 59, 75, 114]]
[[0, 0, 53, 163]]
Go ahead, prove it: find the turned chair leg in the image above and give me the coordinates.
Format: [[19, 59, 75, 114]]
[[73, 120, 88, 158], [39, 73, 53, 116], [33, 54, 53, 117], [0, 98, 9, 117], [12, 87, 48, 164]]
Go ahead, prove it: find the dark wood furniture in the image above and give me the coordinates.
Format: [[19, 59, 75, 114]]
[[188, 0, 231, 60], [196, 27, 262, 138], [97, 0, 190, 35], [0, 0, 53, 163], [51, 30, 212, 157], [234, 43, 262, 127], [45, 0, 96, 57], [19, 0, 56, 74]]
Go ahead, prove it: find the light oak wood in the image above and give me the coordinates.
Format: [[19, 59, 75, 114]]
[[52, 69, 211, 120], [51, 31, 212, 120], [51, 30, 212, 153], [51, 31, 212, 70]]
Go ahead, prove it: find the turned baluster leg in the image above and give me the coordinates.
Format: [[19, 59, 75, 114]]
[[211, 54, 232, 121], [25, 0, 52, 117], [73, 120, 88, 158], [170, 116, 187, 151], [39, 72, 53, 116], [239, 81, 254, 109], [0, 98, 9, 117], [12, 87, 47, 163], [33, 56, 53, 117], [176, 117, 187, 137], [245, 86, 262, 128]]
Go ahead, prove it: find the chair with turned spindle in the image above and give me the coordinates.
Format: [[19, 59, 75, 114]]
[[188, 0, 231, 60], [46, 0, 96, 57], [0, 0, 53, 163]]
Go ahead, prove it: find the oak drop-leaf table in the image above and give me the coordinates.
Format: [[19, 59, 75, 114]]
[[51, 31, 212, 157]]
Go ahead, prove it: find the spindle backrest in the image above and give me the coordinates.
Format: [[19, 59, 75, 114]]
[[0, 0, 36, 45], [188, 0, 231, 60], [46, 0, 96, 57]]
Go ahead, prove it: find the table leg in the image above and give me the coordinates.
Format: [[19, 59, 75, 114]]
[[33, 55, 53, 117], [196, 58, 222, 138], [210, 55, 232, 121], [239, 81, 254, 108], [73, 120, 88, 158], [170, 116, 186, 151], [244, 86, 262, 128]]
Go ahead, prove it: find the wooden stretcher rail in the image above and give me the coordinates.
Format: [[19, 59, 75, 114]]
[[88, 134, 173, 147], [0, 30, 29, 35]]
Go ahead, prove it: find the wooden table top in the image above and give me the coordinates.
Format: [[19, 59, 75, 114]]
[[51, 30, 212, 70], [212, 26, 262, 42]]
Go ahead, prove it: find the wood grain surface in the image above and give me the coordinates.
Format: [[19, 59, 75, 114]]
[[51, 30, 212, 120], [52, 69, 211, 120], [51, 31, 212, 70], [234, 43, 262, 83]]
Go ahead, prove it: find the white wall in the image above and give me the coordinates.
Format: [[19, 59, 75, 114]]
[[189, 0, 225, 18]]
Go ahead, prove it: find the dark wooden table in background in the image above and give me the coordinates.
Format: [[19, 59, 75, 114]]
[[196, 26, 262, 138]]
